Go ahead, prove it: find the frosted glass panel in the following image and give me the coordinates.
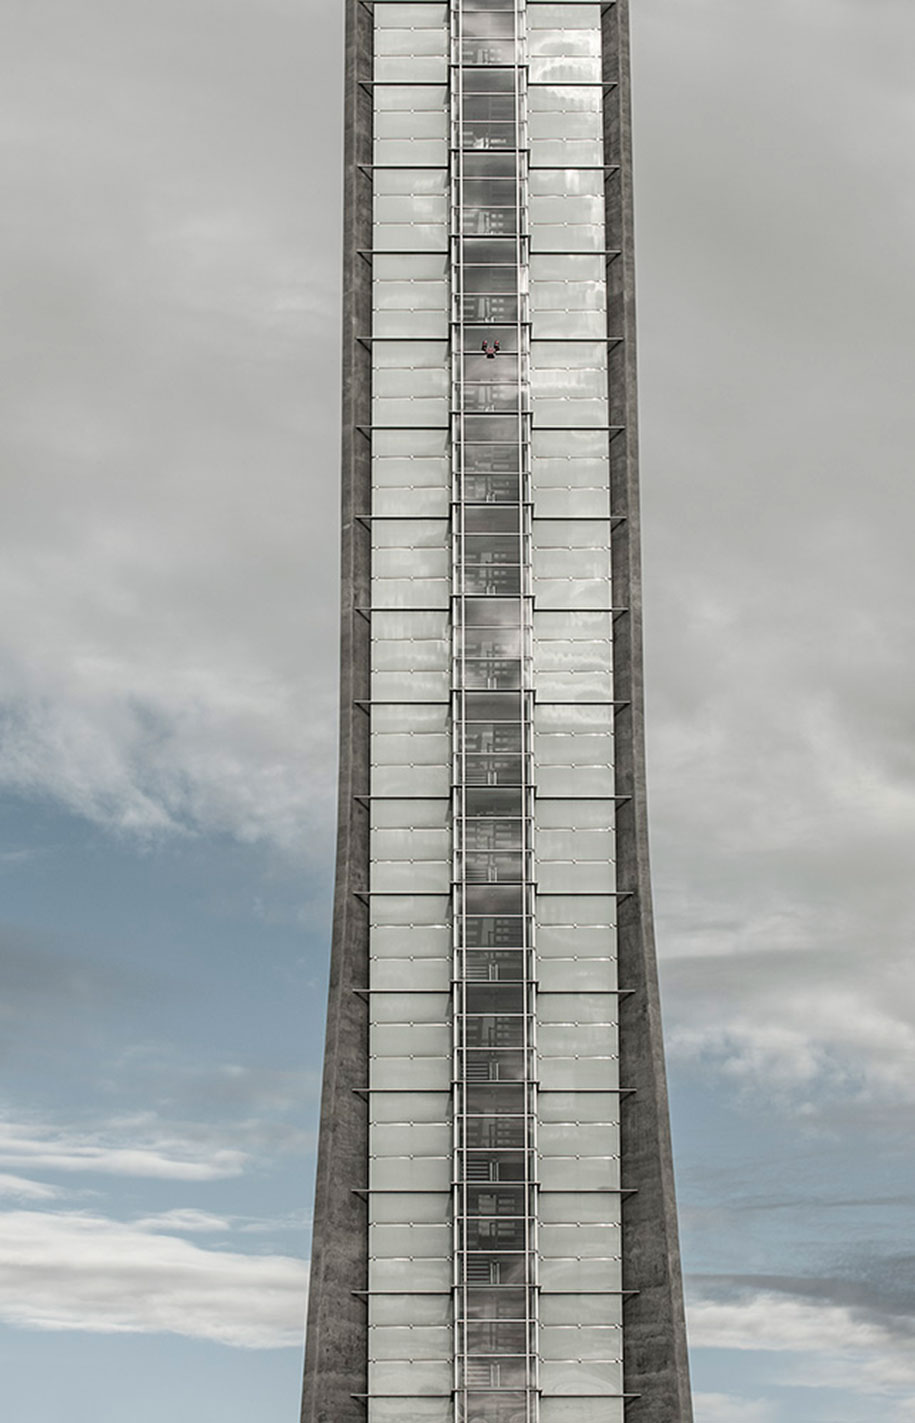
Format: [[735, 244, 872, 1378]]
[[369, 1192, 451, 1225], [372, 577, 450, 608], [370, 1155, 451, 1190], [371, 958, 451, 991], [538, 1024, 617, 1059], [537, 993, 617, 1026], [533, 488, 608, 518], [370, 1294, 453, 1326], [372, 640, 449, 673], [538, 1223, 620, 1257], [540, 1360, 623, 1395], [528, 58, 601, 85], [372, 1022, 451, 1055], [371, 1091, 451, 1124], [539, 1293, 623, 1327], [532, 370, 607, 403], [372, 671, 451, 702], [371, 1120, 452, 1158], [374, 4, 448, 28], [529, 111, 602, 141], [537, 1093, 620, 1125], [371, 1057, 451, 1091], [372, 828, 451, 859], [369, 1325, 452, 1360], [536, 431, 611, 458], [533, 800, 613, 830], [533, 642, 611, 674], [528, 27, 600, 56], [538, 1122, 618, 1157], [371, 1223, 450, 1258], [537, 957, 617, 992], [535, 735, 613, 768], [538, 1192, 621, 1226], [372, 734, 451, 767], [374, 488, 450, 517], [371, 925, 452, 958], [369, 1257, 452, 1292], [535, 925, 613, 956], [539, 1325, 622, 1361], [529, 170, 603, 198], [538, 1157, 620, 1192], [536, 896, 616, 926], [539, 1402, 624, 1423], [537, 765, 615, 795], [538, 1057, 618, 1091], [371, 992, 451, 1024], [532, 579, 611, 608], [368, 1359, 451, 1398], [374, 281, 449, 313], [535, 828, 613, 860], [372, 765, 451, 797], [368, 1399, 453, 1423], [375, 368, 449, 399], [373, 84, 449, 112], [531, 310, 607, 339], [533, 549, 608, 580], [374, 427, 449, 457], [527, 4, 602, 30], [375, 111, 448, 141], [374, 56, 449, 83], [534, 675, 614, 706], [371, 799, 450, 829], [535, 518, 609, 548], [538, 1257, 621, 1292], [371, 861, 450, 894], [537, 861, 615, 894]]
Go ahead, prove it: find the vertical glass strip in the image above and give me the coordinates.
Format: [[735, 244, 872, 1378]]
[[451, 2, 536, 1420]]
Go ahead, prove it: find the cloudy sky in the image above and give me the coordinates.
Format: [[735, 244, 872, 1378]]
[[0, 0, 912, 1419]]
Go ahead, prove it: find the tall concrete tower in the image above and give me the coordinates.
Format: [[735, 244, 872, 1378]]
[[302, 1, 692, 1420]]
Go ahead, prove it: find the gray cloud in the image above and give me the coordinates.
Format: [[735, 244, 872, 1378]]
[[624, 0, 915, 1119], [0, 0, 343, 854]]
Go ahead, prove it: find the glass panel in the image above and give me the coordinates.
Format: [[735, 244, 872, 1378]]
[[465, 787, 524, 817], [462, 819, 524, 850], [460, 68, 516, 92], [464, 1288, 528, 1321]]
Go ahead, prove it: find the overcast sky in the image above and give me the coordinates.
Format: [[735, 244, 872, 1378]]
[[0, 1, 913, 1420]]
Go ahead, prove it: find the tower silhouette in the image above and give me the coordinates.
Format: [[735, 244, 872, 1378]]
[[302, 2, 692, 1419]]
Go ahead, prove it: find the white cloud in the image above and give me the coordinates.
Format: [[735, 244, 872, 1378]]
[[689, 1291, 915, 1398], [0, 1174, 61, 1202], [0, 1116, 247, 1182], [694, 1394, 773, 1423], [0, 1209, 306, 1348], [134, 1209, 231, 1234]]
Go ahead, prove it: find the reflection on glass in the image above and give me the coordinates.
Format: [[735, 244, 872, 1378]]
[[462, 1013, 525, 1047], [463, 915, 528, 948]]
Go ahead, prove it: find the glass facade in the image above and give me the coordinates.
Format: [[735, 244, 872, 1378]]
[[302, 3, 692, 1422]]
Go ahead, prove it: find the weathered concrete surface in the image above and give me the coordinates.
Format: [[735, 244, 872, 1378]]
[[299, 1, 373, 1418], [606, 2, 694, 1419]]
